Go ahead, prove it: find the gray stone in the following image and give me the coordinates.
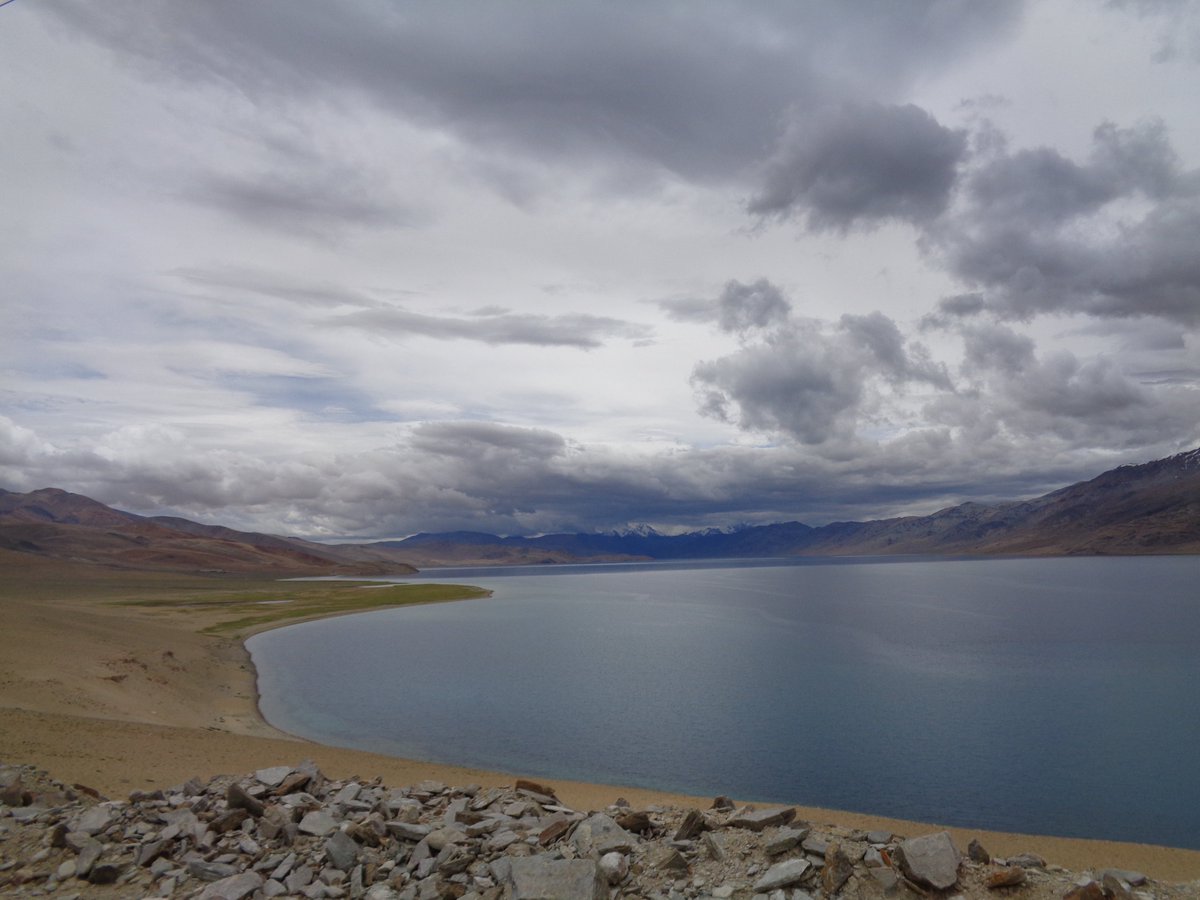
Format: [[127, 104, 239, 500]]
[[387, 821, 432, 841], [752, 858, 811, 892], [866, 830, 893, 844], [800, 834, 828, 856], [1100, 868, 1147, 886], [764, 826, 808, 855], [822, 842, 854, 895], [325, 830, 360, 871], [74, 805, 115, 836], [188, 859, 241, 882], [198, 871, 265, 900], [86, 863, 121, 884], [227, 782, 265, 817], [508, 856, 607, 900], [729, 807, 796, 831], [674, 809, 707, 840], [136, 838, 167, 867], [702, 830, 728, 861], [572, 812, 636, 856], [75, 840, 102, 878], [649, 846, 689, 872], [1003, 851, 1046, 868], [968, 838, 990, 863], [598, 851, 628, 884], [896, 831, 960, 891], [299, 809, 339, 837]]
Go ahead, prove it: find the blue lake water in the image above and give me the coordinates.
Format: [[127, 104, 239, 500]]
[[247, 556, 1200, 849]]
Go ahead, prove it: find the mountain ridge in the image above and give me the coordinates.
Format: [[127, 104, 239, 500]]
[[1, 446, 1198, 572]]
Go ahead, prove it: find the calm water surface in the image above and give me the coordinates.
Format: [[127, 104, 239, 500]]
[[248, 556, 1200, 848]]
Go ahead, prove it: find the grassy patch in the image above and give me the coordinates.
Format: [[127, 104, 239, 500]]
[[118, 582, 492, 635]]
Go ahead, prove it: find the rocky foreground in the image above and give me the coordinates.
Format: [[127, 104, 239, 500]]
[[0, 762, 1193, 900]]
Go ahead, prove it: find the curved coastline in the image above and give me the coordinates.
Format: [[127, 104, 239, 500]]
[[1, 557, 1198, 883], [236, 591, 1200, 882]]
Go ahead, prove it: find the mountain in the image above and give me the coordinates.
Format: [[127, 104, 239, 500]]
[[382, 446, 1200, 564], [0, 488, 417, 575], [2, 446, 1197, 572]]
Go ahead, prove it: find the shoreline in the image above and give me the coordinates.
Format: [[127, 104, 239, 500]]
[[2, 555, 1199, 882]]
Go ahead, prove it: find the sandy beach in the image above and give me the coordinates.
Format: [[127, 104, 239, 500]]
[[2, 549, 1198, 883]]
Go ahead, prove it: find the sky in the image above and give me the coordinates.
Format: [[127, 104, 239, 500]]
[[2, 1, 1199, 539]]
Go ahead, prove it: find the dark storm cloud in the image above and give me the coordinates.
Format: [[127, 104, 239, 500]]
[[36, 1, 1023, 184], [332, 306, 649, 349], [930, 121, 1200, 324], [747, 102, 968, 231]]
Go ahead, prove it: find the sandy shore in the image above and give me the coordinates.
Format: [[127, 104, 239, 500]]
[[2, 551, 1198, 883]]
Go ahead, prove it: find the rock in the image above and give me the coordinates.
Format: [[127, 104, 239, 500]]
[[728, 806, 796, 831], [388, 821, 433, 842], [75, 838, 103, 877], [674, 809, 707, 840], [649, 846, 689, 872], [598, 851, 628, 884], [752, 858, 811, 892], [198, 871, 266, 900], [986, 866, 1026, 888], [617, 810, 654, 834], [1102, 872, 1135, 899], [508, 856, 607, 900], [800, 834, 828, 856], [538, 819, 571, 846], [73, 804, 115, 835], [256, 765, 293, 787], [86, 862, 122, 884], [968, 838, 991, 863], [572, 813, 636, 855], [1063, 882, 1107, 900], [896, 831, 960, 891], [227, 782, 266, 817], [135, 838, 167, 866], [189, 859, 241, 882], [702, 830, 728, 861], [822, 841, 854, 895], [326, 830, 360, 870], [514, 778, 558, 800], [866, 830, 893, 844], [212, 807, 250, 833], [710, 795, 734, 810], [300, 809, 339, 837], [764, 826, 808, 856], [0, 778, 26, 807], [1100, 868, 1147, 886], [871, 867, 900, 891], [1006, 852, 1047, 868]]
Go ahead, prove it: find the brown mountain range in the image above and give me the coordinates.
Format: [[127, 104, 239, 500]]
[[2, 446, 1198, 573], [0, 488, 416, 575]]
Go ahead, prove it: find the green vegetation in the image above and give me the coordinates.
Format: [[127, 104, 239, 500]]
[[123, 581, 491, 635], [0, 553, 489, 637]]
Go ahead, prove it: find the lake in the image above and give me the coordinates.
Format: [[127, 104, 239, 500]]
[[247, 555, 1200, 849]]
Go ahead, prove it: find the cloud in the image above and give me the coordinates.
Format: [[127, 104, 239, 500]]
[[187, 166, 423, 241], [35, 1, 1023, 186], [748, 102, 968, 231], [929, 120, 1200, 324], [689, 282, 953, 446], [331, 306, 649, 349]]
